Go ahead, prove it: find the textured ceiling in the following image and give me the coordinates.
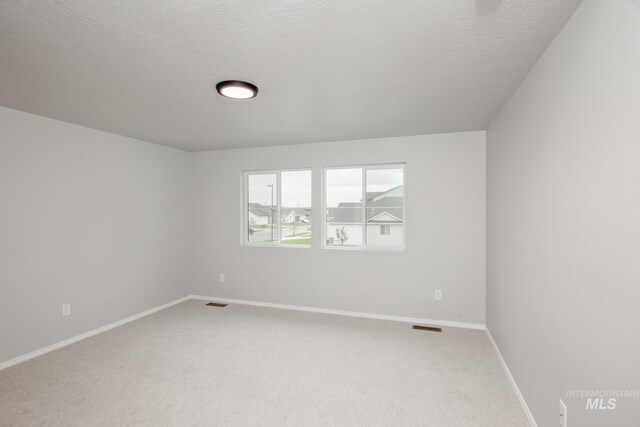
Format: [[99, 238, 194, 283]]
[[0, 0, 581, 151]]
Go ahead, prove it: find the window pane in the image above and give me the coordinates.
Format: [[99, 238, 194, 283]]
[[326, 218, 363, 246], [247, 173, 277, 243], [281, 170, 312, 246], [325, 168, 363, 246], [365, 168, 404, 247]]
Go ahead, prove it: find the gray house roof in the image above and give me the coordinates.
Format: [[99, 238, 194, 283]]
[[365, 185, 402, 202], [248, 203, 273, 218], [282, 207, 311, 217], [326, 187, 404, 224], [326, 207, 364, 224], [367, 210, 403, 223], [365, 197, 403, 222], [250, 186, 403, 224], [249, 204, 311, 219]]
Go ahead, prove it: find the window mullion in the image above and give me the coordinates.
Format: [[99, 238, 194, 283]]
[[322, 168, 326, 248], [276, 171, 282, 245], [362, 167, 366, 247], [245, 172, 249, 244]]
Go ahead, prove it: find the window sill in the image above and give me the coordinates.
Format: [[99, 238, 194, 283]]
[[243, 243, 312, 249], [322, 245, 406, 252]]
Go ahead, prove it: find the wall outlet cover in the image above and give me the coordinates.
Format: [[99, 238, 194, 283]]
[[559, 399, 567, 427], [62, 303, 71, 317], [219, 273, 225, 283]]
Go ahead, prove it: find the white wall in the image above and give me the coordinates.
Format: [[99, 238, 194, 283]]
[[0, 108, 485, 365], [0, 107, 193, 364], [487, 1, 640, 426], [191, 131, 486, 324]]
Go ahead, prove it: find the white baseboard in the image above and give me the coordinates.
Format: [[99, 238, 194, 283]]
[[1, 294, 485, 373], [0, 296, 191, 371], [190, 295, 486, 330], [485, 328, 537, 427]]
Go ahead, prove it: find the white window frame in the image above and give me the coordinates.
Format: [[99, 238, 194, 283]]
[[322, 163, 406, 251], [242, 168, 312, 248]]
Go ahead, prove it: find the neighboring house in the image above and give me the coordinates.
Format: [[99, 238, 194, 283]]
[[248, 203, 273, 226], [326, 186, 403, 246], [282, 208, 311, 224], [249, 204, 311, 226]]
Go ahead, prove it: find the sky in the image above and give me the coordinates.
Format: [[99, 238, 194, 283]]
[[282, 170, 312, 207], [325, 168, 403, 207], [248, 168, 403, 208], [248, 171, 312, 207]]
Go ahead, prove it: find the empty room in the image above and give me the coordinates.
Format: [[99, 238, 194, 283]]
[[1, 1, 638, 426]]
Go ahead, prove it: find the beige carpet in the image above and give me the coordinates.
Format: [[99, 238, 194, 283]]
[[0, 300, 529, 426]]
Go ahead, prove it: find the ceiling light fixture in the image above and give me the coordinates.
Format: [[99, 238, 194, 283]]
[[216, 80, 258, 100]]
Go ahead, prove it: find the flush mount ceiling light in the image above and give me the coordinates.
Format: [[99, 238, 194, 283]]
[[216, 80, 258, 100]]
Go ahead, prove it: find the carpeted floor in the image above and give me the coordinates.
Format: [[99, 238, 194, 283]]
[[0, 300, 529, 426]]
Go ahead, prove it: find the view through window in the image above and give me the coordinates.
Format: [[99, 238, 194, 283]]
[[245, 170, 312, 246], [325, 165, 405, 249]]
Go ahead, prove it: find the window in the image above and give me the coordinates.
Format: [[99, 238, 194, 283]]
[[244, 169, 312, 246], [324, 164, 405, 249]]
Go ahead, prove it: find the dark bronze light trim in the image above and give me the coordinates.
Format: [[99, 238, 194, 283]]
[[216, 80, 258, 99]]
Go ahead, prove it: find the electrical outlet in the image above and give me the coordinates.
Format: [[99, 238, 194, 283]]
[[62, 303, 71, 317], [219, 273, 225, 283], [559, 399, 567, 427], [435, 290, 442, 300]]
